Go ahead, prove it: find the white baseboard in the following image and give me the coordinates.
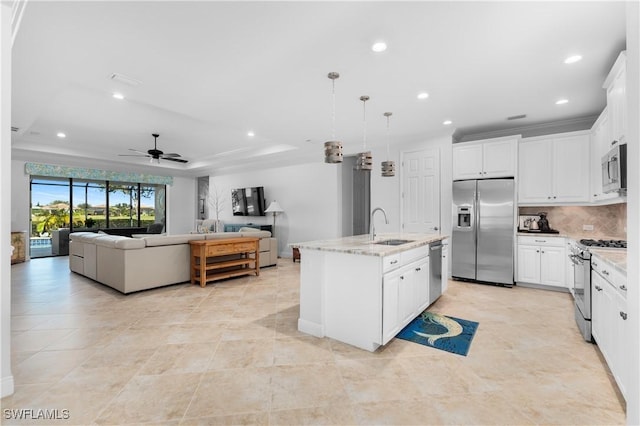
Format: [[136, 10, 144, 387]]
[[1, 374, 14, 398], [297, 318, 324, 338]]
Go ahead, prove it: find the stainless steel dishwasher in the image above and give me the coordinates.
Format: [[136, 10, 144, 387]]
[[428, 241, 442, 305]]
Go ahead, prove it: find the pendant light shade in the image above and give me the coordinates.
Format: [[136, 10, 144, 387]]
[[324, 72, 343, 164], [355, 95, 373, 171], [381, 112, 395, 177]]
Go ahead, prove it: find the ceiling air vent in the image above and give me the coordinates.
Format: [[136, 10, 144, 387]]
[[11, 126, 19, 132], [109, 73, 142, 87], [507, 114, 527, 121]]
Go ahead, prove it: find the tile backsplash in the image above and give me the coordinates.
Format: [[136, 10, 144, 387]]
[[519, 204, 627, 239]]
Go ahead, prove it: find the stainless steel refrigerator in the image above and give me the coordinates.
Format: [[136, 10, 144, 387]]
[[452, 179, 515, 286]]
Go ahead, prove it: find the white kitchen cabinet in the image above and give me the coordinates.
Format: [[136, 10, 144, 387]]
[[518, 132, 590, 204], [613, 289, 628, 399], [591, 253, 628, 400], [516, 236, 566, 289], [517, 245, 541, 283], [413, 259, 430, 313], [453, 143, 483, 180], [590, 109, 619, 203], [382, 257, 430, 345], [453, 137, 517, 180], [382, 269, 402, 344], [603, 51, 627, 146]]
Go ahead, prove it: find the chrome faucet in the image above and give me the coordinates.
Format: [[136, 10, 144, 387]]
[[369, 207, 389, 241]]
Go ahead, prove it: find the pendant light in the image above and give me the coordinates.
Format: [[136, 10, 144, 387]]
[[324, 72, 343, 163], [355, 95, 373, 171], [381, 112, 396, 177]]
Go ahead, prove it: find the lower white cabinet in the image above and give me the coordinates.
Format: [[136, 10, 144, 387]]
[[382, 257, 429, 345], [591, 253, 628, 400], [516, 236, 566, 288]]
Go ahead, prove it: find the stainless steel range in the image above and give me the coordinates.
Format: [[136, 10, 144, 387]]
[[569, 239, 627, 341]]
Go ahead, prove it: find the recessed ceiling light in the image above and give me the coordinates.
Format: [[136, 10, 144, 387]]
[[564, 55, 582, 64], [112, 92, 125, 100], [417, 92, 429, 100], [556, 99, 569, 105], [56, 132, 66, 138], [443, 120, 452, 125], [371, 42, 387, 53], [247, 131, 255, 137]]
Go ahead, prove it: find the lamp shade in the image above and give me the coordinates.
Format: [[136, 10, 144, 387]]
[[265, 201, 284, 213]]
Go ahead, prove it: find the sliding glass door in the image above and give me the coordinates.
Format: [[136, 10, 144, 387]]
[[30, 177, 70, 258], [29, 176, 166, 258]]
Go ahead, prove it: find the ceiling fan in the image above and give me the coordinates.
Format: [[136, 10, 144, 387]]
[[119, 133, 188, 164]]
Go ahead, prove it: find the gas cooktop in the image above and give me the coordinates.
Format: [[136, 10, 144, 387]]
[[579, 239, 627, 249]]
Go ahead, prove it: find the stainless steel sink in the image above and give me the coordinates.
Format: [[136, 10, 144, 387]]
[[374, 239, 413, 246]]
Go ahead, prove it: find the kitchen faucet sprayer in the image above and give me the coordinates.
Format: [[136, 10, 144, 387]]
[[370, 207, 389, 241]]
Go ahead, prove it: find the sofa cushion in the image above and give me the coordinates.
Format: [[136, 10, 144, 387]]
[[239, 229, 272, 238], [143, 234, 205, 246], [70, 232, 104, 243], [93, 235, 146, 249]]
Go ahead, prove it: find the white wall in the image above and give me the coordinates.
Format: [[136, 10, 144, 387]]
[[1, 1, 14, 398], [167, 176, 197, 234], [625, 1, 639, 423], [210, 162, 342, 257], [12, 161, 30, 238]]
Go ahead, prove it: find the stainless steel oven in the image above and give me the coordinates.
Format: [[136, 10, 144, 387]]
[[569, 245, 591, 341]]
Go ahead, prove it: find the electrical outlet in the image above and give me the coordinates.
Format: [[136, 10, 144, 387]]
[[583, 224, 594, 231]]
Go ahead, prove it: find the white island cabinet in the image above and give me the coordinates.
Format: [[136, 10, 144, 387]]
[[293, 233, 446, 352]]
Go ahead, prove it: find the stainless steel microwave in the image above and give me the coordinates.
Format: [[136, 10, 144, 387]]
[[602, 143, 627, 194]]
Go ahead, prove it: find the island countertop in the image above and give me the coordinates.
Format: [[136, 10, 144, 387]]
[[290, 233, 447, 257]]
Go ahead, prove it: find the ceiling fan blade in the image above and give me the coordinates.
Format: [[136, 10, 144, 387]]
[[119, 154, 151, 157], [128, 148, 148, 155], [162, 153, 181, 157], [161, 156, 188, 163]]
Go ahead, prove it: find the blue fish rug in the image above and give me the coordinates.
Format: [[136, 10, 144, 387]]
[[396, 311, 479, 356]]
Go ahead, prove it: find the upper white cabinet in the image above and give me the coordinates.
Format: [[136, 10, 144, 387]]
[[453, 137, 518, 180], [518, 132, 590, 204], [590, 109, 619, 203], [603, 51, 627, 146]]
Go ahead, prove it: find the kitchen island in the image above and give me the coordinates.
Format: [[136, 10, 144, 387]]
[[292, 233, 447, 352]]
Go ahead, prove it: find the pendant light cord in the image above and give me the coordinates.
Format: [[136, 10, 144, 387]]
[[362, 98, 367, 150], [331, 79, 336, 140], [385, 113, 391, 160]]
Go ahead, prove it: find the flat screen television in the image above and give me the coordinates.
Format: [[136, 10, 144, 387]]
[[231, 186, 266, 216]]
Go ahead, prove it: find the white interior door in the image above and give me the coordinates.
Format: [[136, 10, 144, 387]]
[[402, 149, 440, 233]]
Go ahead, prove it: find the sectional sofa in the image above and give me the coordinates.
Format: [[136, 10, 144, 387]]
[[69, 230, 277, 294]]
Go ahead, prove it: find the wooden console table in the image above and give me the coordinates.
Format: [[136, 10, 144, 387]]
[[189, 237, 260, 287]]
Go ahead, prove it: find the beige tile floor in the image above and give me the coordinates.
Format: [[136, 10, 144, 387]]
[[2, 256, 626, 425]]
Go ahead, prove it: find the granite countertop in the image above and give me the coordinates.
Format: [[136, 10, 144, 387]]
[[589, 249, 627, 274], [290, 233, 447, 257]]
